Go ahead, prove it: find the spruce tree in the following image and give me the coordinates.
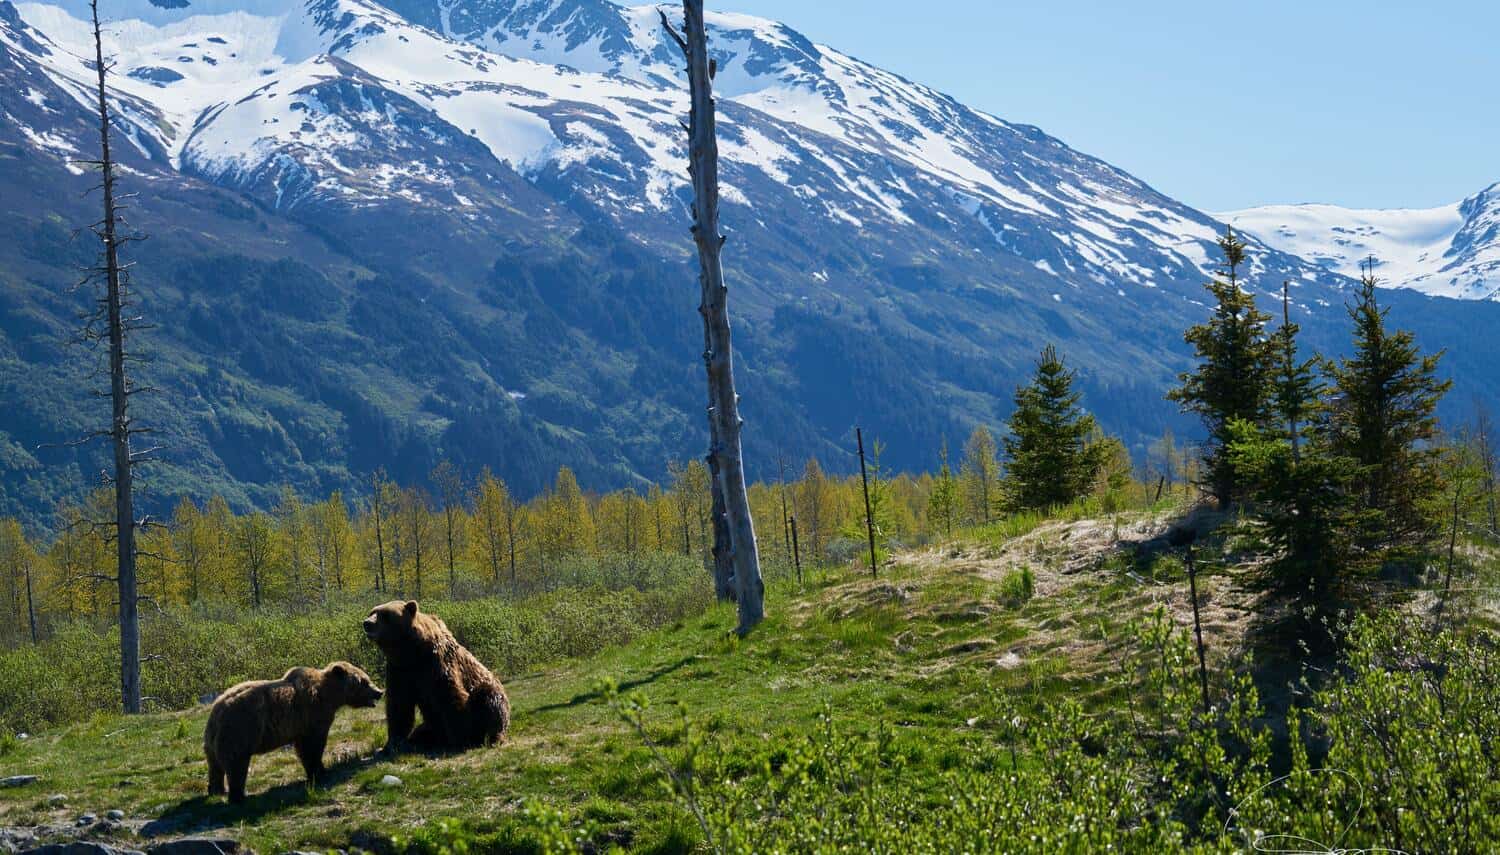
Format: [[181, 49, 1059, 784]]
[[1326, 261, 1452, 551], [1229, 290, 1361, 621], [1168, 227, 1275, 508], [1229, 418, 1362, 629], [1271, 282, 1320, 462], [1002, 344, 1102, 511]]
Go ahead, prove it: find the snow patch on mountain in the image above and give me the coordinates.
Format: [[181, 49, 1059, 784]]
[[16, 0, 328, 161], [1222, 184, 1500, 301], [5, 0, 1352, 300]]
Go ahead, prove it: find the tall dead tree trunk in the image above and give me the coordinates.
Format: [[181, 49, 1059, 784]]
[[857, 428, 878, 578], [777, 450, 792, 563], [371, 470, 389, 594], [85, 0, 145, 714], [433, 462, 462, 595], [505, 501, 519, 591], [1476, 402, 1498, 534], [663, 0, 764, 633], [25, 560, 38, 645], [706, 334, 734, 602]]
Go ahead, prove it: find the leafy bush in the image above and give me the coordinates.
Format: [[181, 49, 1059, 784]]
[[1285, 615, 1500, 852], [821, 536, 865, 568], [586, 609, 1500, 853]]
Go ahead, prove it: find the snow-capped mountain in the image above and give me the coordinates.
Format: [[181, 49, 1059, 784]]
[[1221, 184, 1500, 301], [7, 0, 1334, 298], [3, 0, 1497, 522]]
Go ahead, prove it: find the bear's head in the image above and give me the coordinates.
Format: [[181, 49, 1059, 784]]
[[325, 661, 384, 708], [363, 600, 421, 652]]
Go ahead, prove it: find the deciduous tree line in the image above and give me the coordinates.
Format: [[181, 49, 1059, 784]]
[[1, 406, 1164, 649]]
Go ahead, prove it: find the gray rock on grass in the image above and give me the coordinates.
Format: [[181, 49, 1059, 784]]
[[146, 840, 241, 855], [21, 843, 147, 855]]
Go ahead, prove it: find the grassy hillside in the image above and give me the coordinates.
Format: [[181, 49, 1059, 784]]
[[2, 503, 1497, 853]]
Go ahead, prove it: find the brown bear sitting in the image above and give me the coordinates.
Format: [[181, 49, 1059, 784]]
[[203, 661, 383, 803], [363, 600, 510, 754]]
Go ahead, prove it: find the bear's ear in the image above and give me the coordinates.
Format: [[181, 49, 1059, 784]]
[[328, 662, 348, 680], [403, 600, 419, 620]]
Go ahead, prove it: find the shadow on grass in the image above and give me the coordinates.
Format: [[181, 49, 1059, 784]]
[[141, 754, 372, 837], [528, 655, 698, 714], [1127, 502, 1230, 558]]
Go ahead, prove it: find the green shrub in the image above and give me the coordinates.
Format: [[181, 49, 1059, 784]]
[[996, 567, 1034, 608], [583, 609, 1500, 853], [0, 553, 711, 733]]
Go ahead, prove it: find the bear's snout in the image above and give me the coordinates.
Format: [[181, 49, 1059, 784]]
[[362, 617, 378, 639], [359, 686, 384, 707]]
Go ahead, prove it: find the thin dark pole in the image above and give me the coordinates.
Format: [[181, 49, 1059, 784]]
[[777, 452, 792, 565], [790, 515, 803, 587], [857, 428, 877, 578], [1186, 545, 1210, 714], [25, 563, 38, 645], [1436, 478, 1464, 629]]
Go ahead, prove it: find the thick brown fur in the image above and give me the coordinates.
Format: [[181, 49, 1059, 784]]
[[363, 600, 511, 754], [203, 661, 383, 803]]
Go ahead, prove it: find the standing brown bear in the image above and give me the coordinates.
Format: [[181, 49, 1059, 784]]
[[363, 600, 510, 754], [204, 662, 383, 803]]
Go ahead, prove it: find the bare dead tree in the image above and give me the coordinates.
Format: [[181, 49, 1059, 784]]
[[661, 0, 764, 633], [857, 428, 878, 578], [69, 0, 155, 714], [25, 559, 38, 646], [432, 461, 464, 595], [370, 469, 391, 594], [402, 486, 432, 599], [790, 514, 802, 587], [1476, 400, 1498, 534], [776, 448, 792, 563]]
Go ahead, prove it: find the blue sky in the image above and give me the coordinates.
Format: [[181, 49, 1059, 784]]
[[729, 0, 1497, 212]]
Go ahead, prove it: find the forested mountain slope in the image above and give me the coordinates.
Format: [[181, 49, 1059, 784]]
[[3, 0, 1498, 526]]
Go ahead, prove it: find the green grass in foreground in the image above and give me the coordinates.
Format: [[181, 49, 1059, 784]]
[[0, 540, 1126, 852], [2, 509, 1498, 853]]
